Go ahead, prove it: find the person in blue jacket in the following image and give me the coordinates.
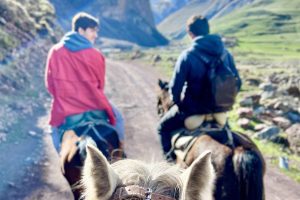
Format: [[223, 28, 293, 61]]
[[158, 15, 242, 161]]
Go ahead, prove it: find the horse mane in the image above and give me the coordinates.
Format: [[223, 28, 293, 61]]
[[111, 159, 183, 198]]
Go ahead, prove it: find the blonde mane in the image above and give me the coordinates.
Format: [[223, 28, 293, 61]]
[[111, 159, 183, 198]]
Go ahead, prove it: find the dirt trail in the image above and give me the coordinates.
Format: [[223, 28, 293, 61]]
[[1, 59, 299, 199], [105, 60, 164, 161]]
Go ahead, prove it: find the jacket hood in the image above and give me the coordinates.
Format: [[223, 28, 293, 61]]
[[61, 31, 92, 52], [192, 34, 224, 57]]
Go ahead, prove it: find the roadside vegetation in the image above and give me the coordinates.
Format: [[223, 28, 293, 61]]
[[0, 0, 55, 60]]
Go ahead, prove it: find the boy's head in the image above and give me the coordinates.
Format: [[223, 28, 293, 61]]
[[72, 12, 99, 44], [186, 15, 209, 38]]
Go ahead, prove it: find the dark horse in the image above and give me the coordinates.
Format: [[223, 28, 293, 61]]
[[58, 110, 123, 200], [157, 80, 266, 200]]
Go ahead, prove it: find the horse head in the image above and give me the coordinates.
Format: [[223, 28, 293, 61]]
[[81, 145, 215, 200], [157, 79, 173, 117]]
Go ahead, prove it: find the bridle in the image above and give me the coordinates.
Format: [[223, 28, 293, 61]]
[[110, 185, 177, 200]]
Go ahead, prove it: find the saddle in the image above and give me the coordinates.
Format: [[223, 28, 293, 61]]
[[184, 112, 227, 130], [170, 112, 234, 162], [58, 110, 120, 160]]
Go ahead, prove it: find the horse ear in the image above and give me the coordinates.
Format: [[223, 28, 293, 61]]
[[82, 145, 120, 200], [158, 79, 164, 89], [158, 79, 169, 90], [180, 151, 215, 200]]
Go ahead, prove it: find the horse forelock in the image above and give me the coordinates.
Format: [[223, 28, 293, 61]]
[[111, 159, 183, 199]]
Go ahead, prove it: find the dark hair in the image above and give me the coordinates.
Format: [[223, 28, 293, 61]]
[[72, 12, 99, 32], [186, 15, 209, 36]]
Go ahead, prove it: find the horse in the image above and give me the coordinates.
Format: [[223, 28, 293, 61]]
[[157, 79, 266, 200], [58, 110, 124, 199], [81, 145, 216, 200]]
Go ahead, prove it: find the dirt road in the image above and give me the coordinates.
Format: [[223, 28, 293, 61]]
[[1, 59, 299, 199]]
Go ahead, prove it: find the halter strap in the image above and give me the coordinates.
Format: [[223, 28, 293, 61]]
[[110, 185, 177, 200]]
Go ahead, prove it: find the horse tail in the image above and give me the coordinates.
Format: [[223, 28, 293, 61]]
[[233, 147, 265, 200]]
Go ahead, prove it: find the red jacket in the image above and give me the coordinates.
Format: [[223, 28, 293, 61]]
[[45, 43, 116, 127]]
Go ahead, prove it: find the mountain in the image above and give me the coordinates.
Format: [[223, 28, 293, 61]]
[[50, 0, 168, 47], [157, 0, 253, 40], [150, 0, 189, 24]]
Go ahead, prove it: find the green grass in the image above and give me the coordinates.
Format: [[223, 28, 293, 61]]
[[0, 29, 19, 60], [255, 139, 300, 182], [0, 29, 18, 49], [209, 0, 300, 64]]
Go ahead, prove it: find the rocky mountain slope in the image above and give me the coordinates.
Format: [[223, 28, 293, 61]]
[[0, 0, 56, 62], [50, 0, 168, 47], [0, 0, 55, 149], [158, 0, 253, 39], [150, 0, 189, 24]]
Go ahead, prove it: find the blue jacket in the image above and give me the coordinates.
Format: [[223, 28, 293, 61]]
[[169, 34, 242, 115]]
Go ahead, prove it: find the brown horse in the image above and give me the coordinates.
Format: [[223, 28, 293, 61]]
[[157, 79, 266, 200], [59, 112, 123, 200], [81, 145, 215, 200]]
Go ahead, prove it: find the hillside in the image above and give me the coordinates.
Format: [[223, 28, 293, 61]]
[[150, 0, 189, 24], [211, 0, 300, 63], [157, 0, 252, 40], [0, 0, 56, 62], [50, 0, 168, 47]]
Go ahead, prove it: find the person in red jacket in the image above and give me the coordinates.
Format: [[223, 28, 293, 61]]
[[45, 12, 124, 155]]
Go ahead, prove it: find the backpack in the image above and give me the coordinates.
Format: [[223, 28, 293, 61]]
[[201, 51, 239, 112]]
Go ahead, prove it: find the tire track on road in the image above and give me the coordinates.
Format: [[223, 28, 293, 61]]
[[106, 60, 164, 161]]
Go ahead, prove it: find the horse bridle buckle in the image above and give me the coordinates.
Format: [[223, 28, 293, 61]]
[[111, 185, 176, 200], [145, 188, 152, 200]]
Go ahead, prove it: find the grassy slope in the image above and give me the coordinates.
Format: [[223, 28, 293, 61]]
[[210, 0, 300, 63], [158, 1, 213, 39]]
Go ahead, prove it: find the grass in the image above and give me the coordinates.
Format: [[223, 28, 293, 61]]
[[255, 139, 300, 182], [209, 0, 300, 64], [0, 29, 19, 60]]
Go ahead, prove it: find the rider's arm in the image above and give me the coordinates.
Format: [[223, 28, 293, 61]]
[[169, 51, 190, 106], [228, 53, 242, 91]]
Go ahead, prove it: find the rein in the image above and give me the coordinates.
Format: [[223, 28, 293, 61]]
[[110, 185, 177, 200]]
